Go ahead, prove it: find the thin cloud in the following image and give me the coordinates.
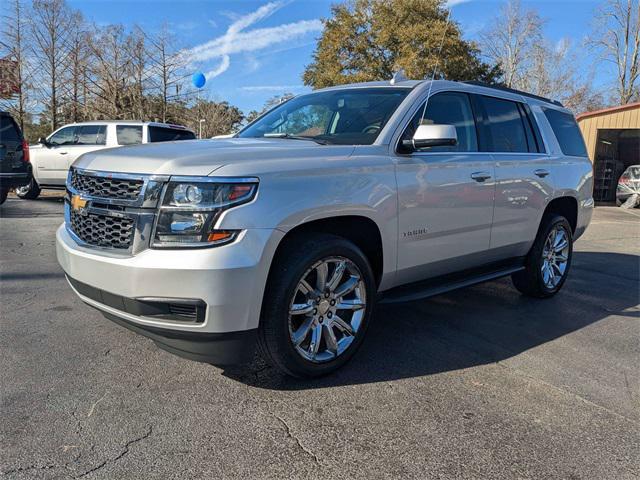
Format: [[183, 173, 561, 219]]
[[189, 1, 322, 79]]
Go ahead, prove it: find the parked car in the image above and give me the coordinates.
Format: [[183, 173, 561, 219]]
[[56, 79, 593, 377], [0, 111, 31, 205], [17, 121, 196, 199], [616, 165, 640, 208]]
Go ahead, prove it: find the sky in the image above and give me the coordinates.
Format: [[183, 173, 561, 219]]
[[68, 0, 606, 115]]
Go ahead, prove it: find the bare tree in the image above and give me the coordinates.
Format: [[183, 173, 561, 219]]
[[127, 26, 148, 121], [481, 0, 544, 88], [590, 0, 640, 104], [63, 11, 90, 123], [189, 99, 242, 138], [0, 0, 31, 130], [146, 24, 186, 123], [87, 24, 132, 119], [525, 39, 604, 112], [30, 0, 73, 130]]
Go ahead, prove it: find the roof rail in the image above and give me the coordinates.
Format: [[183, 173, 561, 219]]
[[462, 81, 564, 107]]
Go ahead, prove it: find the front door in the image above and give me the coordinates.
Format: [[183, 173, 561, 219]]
[[38, 125, 77, 184], [394, 92, 496, 285]]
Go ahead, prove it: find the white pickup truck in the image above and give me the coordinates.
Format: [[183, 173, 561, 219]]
[[17, 121, 195, 199]]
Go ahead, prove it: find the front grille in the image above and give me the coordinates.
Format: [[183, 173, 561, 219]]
[[70, 209, 134, 249], [71, 169, 143, 200]]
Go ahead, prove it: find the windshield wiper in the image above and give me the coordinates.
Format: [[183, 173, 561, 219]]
[[263, 133, 329, 145]]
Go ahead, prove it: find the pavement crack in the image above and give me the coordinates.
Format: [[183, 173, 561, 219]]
[[273, 414, 321, 465], [75, 425, 153, 478], [86, 392, 107, 418], [495, 362, 640, 426]]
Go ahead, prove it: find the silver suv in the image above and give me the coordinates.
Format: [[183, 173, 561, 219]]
[[56, 80, 593, 377]]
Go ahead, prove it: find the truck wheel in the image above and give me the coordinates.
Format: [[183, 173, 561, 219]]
[[511, 214, 573, 298], [258, 233, 376, 378], [15, 179, 41, 200], [0, 188, 8, 205]]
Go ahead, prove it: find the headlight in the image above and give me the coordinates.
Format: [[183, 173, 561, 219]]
[[152, 178, 257, 248]]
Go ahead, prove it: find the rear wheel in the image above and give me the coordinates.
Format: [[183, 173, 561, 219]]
[[15, 178, 40, 200], [0, 188, 8, 205], [512, 214, 573, 298], [258, 233, 376, 378]]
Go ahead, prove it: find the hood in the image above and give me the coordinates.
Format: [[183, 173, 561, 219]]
[[73, 138, 355, 176]]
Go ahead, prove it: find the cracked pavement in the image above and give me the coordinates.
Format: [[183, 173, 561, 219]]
[[1, 194, 639, 479]]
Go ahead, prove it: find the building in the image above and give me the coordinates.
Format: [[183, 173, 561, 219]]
[[577, 103, 640, 204]]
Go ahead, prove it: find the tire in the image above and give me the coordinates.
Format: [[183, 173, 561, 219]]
[[511, 214, 573, 298], [0, 188, 8, 205], [15, 178, 41, 200], [258, 233, 376, 378]]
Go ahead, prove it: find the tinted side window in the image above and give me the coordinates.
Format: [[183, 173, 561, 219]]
[[75, 125, 106, 145], [400, 92, 478, 152], [542, 108, 587, 157], [117, 125, 143, 145], [49, 126, 76, 146], [0, 116, 21, 142], [148, 127, 195, 142], [479, 96, 529, 153]]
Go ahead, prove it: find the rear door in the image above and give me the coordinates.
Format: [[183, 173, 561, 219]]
[[474, 94, 555, 258], [394, 92, 496, 284]]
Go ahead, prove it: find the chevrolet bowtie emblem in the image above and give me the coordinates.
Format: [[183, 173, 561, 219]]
[[70, 195, 87, 211]]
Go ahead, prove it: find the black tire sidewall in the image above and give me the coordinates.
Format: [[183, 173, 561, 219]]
[[260, 234, 376, 377], [531, 215, 573, 296], [0, 188, 7, 205]]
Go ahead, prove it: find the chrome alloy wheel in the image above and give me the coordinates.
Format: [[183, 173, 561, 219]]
[[541, 225, 570, 289], [288, 257, 366, 363], [14, 185, 30, 195]]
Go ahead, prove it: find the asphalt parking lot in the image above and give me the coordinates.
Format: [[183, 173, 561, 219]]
[[1, 194, 638, 480]]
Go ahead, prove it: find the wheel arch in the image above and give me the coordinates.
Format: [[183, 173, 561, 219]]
[[272, 215, 386, 288], [543, 195, 578, 233]]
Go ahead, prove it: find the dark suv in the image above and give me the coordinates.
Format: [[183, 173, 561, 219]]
[[0, 111, 31, 205]]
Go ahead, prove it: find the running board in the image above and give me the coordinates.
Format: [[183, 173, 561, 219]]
[[379, 262, 525, 305]]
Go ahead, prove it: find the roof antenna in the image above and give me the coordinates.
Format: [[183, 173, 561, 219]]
[[390, 69, 408, 85], [421, 7, 453, 122]]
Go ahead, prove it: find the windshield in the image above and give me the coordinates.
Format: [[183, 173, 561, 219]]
[[237, 87, 410, 145]]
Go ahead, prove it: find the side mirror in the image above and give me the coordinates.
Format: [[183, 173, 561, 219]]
[[403, 124, 457, 151], [38, 137, 50, 148]]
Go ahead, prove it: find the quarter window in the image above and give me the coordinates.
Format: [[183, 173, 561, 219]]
[[148, 127, 195, 142], [117, 125, 143, 145], [0, 116, 21, 142], [400, 92, 478, 152], [479, 96, 529, 153], [542, 108, 587, 157]]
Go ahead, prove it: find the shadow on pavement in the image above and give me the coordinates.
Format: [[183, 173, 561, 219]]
[[224, 251, 639, 389]]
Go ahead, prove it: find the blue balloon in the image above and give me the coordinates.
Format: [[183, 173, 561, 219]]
[[192, 72, 206, 89]]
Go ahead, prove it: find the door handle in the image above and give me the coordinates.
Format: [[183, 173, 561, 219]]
[[59, 151, 68, 155], [534, 169, 550, 178], [470, 171, 492, 182]]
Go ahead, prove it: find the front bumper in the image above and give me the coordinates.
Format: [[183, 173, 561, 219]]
[[56, 224, 284, 363]]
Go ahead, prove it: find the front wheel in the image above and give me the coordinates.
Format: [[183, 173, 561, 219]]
[[0, 188, 8, 205], [15, 178, 41, 200], [512, 214, 573, 298], [258, 233, 376, 378]]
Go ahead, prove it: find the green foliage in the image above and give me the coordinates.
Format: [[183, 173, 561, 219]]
[[303, 0, 500, 88]]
